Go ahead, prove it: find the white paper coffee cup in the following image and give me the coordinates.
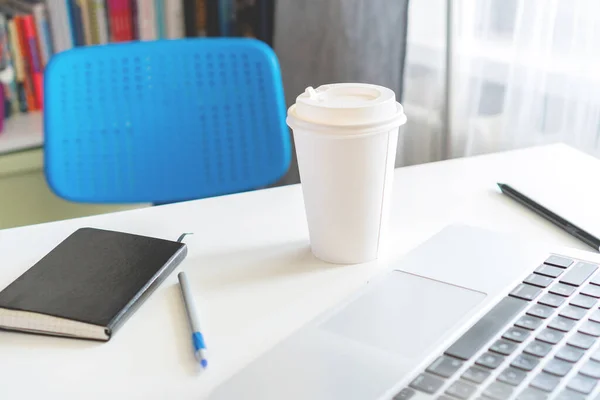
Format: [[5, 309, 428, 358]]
[[287, 83, 407, 264]]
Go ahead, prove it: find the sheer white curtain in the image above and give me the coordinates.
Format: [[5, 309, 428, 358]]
[[400, 0, 600, 166]]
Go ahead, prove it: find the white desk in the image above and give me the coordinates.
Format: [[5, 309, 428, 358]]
[[1, 143, 598, 399]]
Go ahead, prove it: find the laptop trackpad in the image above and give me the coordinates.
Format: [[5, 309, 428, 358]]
[[320, 271, 486, 359]]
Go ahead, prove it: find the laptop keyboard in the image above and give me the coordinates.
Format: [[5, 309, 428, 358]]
[[394, 255, 600, 400]]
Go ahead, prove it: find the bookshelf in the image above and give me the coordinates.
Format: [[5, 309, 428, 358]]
[[0, 1, 275, 156], [0, 112, 42, 155]]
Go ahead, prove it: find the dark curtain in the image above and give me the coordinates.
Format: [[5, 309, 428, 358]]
[[272, 0, 410, 185]]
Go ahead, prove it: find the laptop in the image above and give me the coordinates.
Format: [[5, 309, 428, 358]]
[[209, 224, 600, 399]]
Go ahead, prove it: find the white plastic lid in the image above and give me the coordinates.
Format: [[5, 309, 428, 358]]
[[287, 83, 406, 134]]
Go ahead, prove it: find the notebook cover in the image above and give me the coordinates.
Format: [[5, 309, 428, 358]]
[[0, 227, 187, 340]]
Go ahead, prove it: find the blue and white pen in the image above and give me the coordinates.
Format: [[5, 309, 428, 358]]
[[178, 271, 208, 368]]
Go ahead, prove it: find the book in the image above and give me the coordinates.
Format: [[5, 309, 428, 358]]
[[154, 0, 165, 38], [6, 18, 27, 112], [77, 0, 94, 45], [218, 0, 234, 36], [235, 0, 256, 38], [0, 228, 188, 341], [0, 13, 19, 116], [183, 0, 195, 37], [195, 0, 205, 36], [130, 0, 138, 39], [46, 0, 74, 53], [205, 0, 219, 36], [165, 0, 184, 39], [136, 0, 156, 40], [13, 16, 36, 110], [107, 0, 133, 42], [90, 0, 109, 44], [234, 0, 273, 45], [7, 1, 54, 65], [31, 2, 53, 65], [21, 14, 43, 108], [69, 0, 86, 46]]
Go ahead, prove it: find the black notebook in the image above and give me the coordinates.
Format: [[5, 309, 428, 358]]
[[0, 228, 187, 341]]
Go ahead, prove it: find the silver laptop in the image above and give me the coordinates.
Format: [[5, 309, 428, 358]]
[[209, 224, 600, 400]]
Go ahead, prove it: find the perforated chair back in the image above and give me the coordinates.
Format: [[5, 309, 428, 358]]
[[44, 38, 291, 203]]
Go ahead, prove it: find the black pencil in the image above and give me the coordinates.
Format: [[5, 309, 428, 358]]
[[497, 183, 600, 252]]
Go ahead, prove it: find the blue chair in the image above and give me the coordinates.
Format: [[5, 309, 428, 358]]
[[44, 38, 291, 204]]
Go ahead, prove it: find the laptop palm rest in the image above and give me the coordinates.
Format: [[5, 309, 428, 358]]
[[320, 271, 485, 358], [209, 271, 485, 400]]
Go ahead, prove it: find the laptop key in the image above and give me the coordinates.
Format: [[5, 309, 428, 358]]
[[536, 328, 564, 344], [408, 373, 444, 394], [483, 381, 513, 400], [578, 321, 600, 337], [529, 372, 560, 392], [535, 264, 564, 278], [580, 360, 600, 379], [555, 345, 585, 363], [560, 305, 587, 320], [590, 272, 600, 286], [544, 255, 573, 268], [510, 284, 543, 301], [426, 355, 463, 378], [568, 332, 597, 349], [567, 373, 598, 394], [543, 358, 573, 377], [489, 339, 518, 356], [476, 352, 504, 369], [549, 283, 576, 297], [548, 316, 576, 332], [527, 304, 555, 319], [503, 327, 530, 343], [462, 366, 490, 384], [538, 293, 565, 308], [497, 367, 526, 386], [581, 284, 600, 298], [445, 296, 527, 360], [516, 387, 548, 400], [392, 388, 415, 400], [590, 310, 600, 323], [560, 262, 598, 286], [524, 274, 553, 288], [444, 380, 476, 400], [570, 294, 598, 309], [523, 340, 552, 357], [515, 315, 544, 331], [591, 348, 600, 362], [554, 389, 586, 400], [511, 354, 539, 371]]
